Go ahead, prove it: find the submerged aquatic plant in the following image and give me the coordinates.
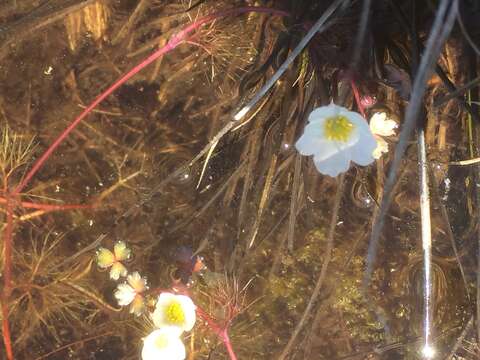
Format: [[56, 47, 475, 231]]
[[2, 0, 478, 358], [295, 103, 377, 177]]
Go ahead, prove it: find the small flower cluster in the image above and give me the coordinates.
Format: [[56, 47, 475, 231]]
[[143, 293, 196, 360], [96, 242, 196, 360], [96, 241, 148, 316], [295, 103, 398, 177]]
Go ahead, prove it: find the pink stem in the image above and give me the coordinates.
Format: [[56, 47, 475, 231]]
[[350, 79, 366, 118], [196, 307, 238, 360], [14, 6, 288, 195], [221, 329, 237, 360], [0, 196, 93, 211], [2, 197, 14, 360], [196, 306, 223, 336]]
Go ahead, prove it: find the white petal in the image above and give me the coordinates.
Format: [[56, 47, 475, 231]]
[[346, 110, 373, 135], [337, 106, 369, 125], [349, 131, 377, 166], [307, 140, 351, 163], [127, 271, 147, 293], [176, 295, 196, 332], [114, 283, 136, 306], [296, 121, 360, 158], [313, 148, 351, 177], [295, 123, 326, 156], [109, 262, 127, 281], [307, 103, 343, 123], [152, 293, 196, 332], [142, 328, 186, 360], [369, 112, 397, 137], [372, 137, 389, 159], [297, 103, 377, 176], [130, 295, 145, 316]]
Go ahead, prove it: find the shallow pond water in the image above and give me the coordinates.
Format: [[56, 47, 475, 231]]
[[0, 1, 478, 359]]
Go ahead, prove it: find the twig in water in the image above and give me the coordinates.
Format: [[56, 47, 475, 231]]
[[14, 6, 290, 196], [446, 315, 474, 360], [449, 157, 480, 166], [418, 126, 434, 358], [119, 1, 346, 218], [363, 0, 458, 288], [278, 175, 345, 360]]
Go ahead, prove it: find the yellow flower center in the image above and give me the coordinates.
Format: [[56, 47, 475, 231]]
[[165, 301, 185, 325], [324, 115, 354, 142]]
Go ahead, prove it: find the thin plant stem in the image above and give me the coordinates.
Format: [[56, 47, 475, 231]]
[[1, 301, 13, 360], [350, 79, 366, 118], [34, 331, 114, 360], [233, 0, 349, 121], [363, 0, 458, 287], [0, 196, 93, 211], [14, 6, 289, 195], [418, 127, 434, 358], [196, 306, 237, 360], [0, 9, 289, 358], [2, 197, 14, 360], [221, 330, 237, 360], [349, 0, 371, 70], [117, 2, 344, 218], [196, 306, 222, 336], [445, 315, 474, 360], [278, 174, 345, 360]]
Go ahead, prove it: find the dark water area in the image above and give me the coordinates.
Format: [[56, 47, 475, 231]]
[[0, 1, 478, 359]]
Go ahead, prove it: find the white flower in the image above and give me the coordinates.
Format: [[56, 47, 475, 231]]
[[96, 241, 131, 280], [114, 271, 147, 316], [295, 103, 377, 177], [142, 328, 186, 360], [369, 112, 398, 159], [152, 293, 196, 332]]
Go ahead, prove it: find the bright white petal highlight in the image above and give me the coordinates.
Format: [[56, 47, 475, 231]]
[[369, 112, 398, 159], [152, 293, 196, 332], [372, 137, 389, 160], [369, 112, 397, 137], [114, 272, 147, 315], [114, 283, 136, 306], [142, 328, 186, 360], [127, 271, 147, 293], [295, 103, 376, 177]]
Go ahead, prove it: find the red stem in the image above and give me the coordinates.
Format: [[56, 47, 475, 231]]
[[2, 7, 288, 359], [2, 198, 14, 360], [350, 79, 366, 118], [14, 6, 288, 195], [0, 196, 93, 211], [196, 306, 223, 336], [196, 307, 237, 360], [1, 303, 13, 360], [221, 329, 237, 360]]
